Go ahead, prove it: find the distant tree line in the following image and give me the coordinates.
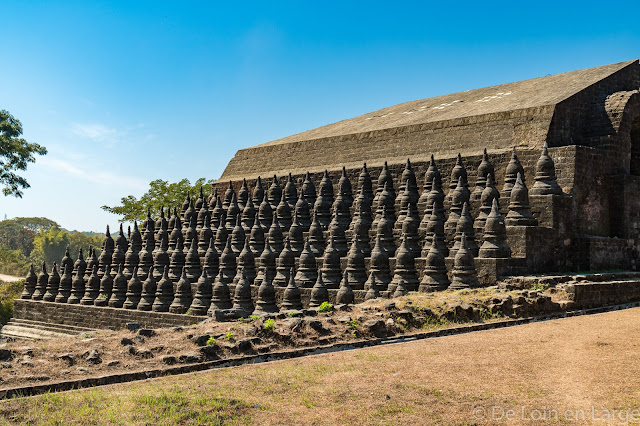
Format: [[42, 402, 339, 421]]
[[0, 217, 102, 276], [0, 176, 215, 276]]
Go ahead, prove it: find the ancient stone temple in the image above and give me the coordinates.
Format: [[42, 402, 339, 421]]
[[221, 60, 640, 273], [7, 60, 640, 336]]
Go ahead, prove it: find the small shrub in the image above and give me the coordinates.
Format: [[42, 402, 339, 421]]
[[347, 319, 359, 330], [318, 301, 333, 313], [531, 283, 549, 292], [263, 318, 275, 331], [395, 316, 408, 327], [206, 337, 217, 346], [287, 311, 296, 317], [0, 279, 24, 325], [422, 315, 449, 328], [478, 308, 502, 321], [225, 332, 235, 342], [0, 248, 30, 277], [185, 309, 192, 315], [249, 315, 260, 321]]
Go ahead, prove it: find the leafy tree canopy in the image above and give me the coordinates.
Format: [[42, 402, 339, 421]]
[[101, 178, 213, 223], [29, 227, 102, 267], [1, 217, 59, 232], [0, 217, 60, 256], [0, 110, 47, 197], [29, 227, 68, 268], [0, 216, 103, 275]]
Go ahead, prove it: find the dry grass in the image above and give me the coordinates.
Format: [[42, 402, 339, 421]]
[[1, 287, 538, 390], [1, 307, 639, 424], [371, 287, 525, 311]]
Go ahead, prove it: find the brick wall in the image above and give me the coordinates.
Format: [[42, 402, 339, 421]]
[[213, 144, 638, 272], [12, 287, 379, 331], [609, 175, 640, 270], [221, 63, 640, 182], [221, 106, 555, 181], [573, 236, 632, 271], [548, 63, 640, 149], [12, 300, 207, 330], [215, 145, 577, 203], [566, 280, 640, 308]]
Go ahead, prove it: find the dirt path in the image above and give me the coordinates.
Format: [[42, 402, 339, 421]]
[[0, 274, 22, 283], [3, 307, 640, 424]]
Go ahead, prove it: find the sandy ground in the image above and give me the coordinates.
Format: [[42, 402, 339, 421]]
[[1, 307, 639, 424], [0, 275, 22, 283]]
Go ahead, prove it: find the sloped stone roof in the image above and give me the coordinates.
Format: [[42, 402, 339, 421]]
[[258, 60, 635, 148], [221, 60, 639, 181]]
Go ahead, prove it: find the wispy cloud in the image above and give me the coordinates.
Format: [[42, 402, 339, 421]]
[[40, 158, 86, 177], [70, 121, 155, 150], [39, 156, 147, 191], [71, 123, 117, 141]]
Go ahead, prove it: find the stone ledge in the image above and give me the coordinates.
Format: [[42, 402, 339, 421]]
[[565, 280, 640, 308], [12, 300, 208, 330]]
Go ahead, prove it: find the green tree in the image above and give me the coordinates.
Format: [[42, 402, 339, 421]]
[[101, 178, 212, 222], [0, 217, 60, 256], [7, 217, 59, 231], [0, 248, 30, 276], [0, 279, 25, 324], [67, 232, 102, 260], [0, 110, 47, 197], [29, 227, 69, 267], [30, 228, 103, 267]]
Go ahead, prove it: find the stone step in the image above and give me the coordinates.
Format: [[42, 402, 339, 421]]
[[8, 321, 95, 337], [9, 318, 94, 333], [1, 319, 97, 340], [1, 324, 72, 340]]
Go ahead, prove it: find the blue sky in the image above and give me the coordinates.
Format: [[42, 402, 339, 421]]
[[1, 1, 639, 232]]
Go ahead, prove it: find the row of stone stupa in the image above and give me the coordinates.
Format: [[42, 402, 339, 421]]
[[19, 144, 561, 313], [20, 229, 496, 315], [201, 143, 561, 233]]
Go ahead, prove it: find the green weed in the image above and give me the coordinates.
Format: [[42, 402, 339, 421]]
[[530, 283, 549, 292], [318, 301, 333, 312], [263, 318, 275, 331]]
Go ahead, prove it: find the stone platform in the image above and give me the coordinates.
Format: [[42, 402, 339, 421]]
[[7, 286, 385, 336], [502, 271, 640, 309], [10, 300, 208, 332]]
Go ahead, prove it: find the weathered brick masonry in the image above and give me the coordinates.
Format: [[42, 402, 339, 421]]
[[222, 60, 640, 180], [13, 299, 207, 330], [217, 60, 640, 272]]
